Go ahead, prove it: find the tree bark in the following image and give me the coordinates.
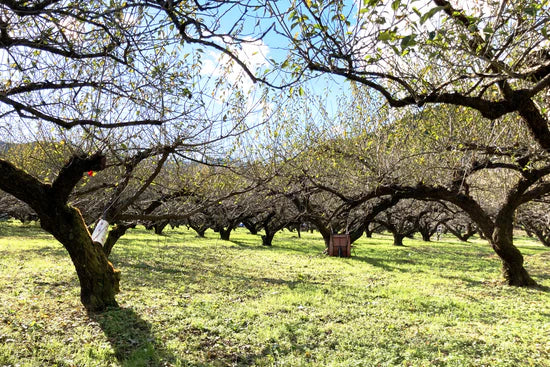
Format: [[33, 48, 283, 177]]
[[218, 227, 232, 241], [492, 218, 537, 286], [41, 207, 120, 310], [153, 221, 168, 235], [188, 221, 208, 238], [103, 223, 135, 258], [524, 227, 534, 238], [364, 221, 373, 238], [319, 226, 331, 248], [349, 225, 365, 244], [261, 231, 275, 246], [191, 226, 206, 238], [420, 230, 431, 242], [532, 229, 550, 247], [392, 233, 405, 247], [242, 220, 259, 235]]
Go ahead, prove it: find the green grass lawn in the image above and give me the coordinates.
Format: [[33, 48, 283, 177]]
[[0, 221, 549, 367]]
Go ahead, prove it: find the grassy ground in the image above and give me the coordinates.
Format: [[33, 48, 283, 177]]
[[0, 221, 549, 367]]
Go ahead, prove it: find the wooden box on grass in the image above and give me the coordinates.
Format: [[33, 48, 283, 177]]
[[328, 234, 351, 257]]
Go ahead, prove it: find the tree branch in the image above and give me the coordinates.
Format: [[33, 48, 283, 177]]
[[51, 152, 106, 204]]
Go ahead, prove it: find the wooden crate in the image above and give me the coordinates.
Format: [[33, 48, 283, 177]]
[[328, 234, 351, 257]]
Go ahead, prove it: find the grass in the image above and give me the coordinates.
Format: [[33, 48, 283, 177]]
[[0, 220, 549, 367]]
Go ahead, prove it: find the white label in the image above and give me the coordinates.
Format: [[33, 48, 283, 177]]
[[91, 219, 109, 245]]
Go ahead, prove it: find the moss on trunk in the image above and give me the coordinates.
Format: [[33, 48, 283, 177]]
[[42, 206, 120, 311]]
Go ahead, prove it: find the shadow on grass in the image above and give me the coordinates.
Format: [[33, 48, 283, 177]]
[[0, 221, 47, 238], [114, 255, 322, 293], [227, 239, 259, 248], [350, 255, 414, 273], [89, 307, 177, 366], [533, 284, 550, 293], [437, 273, 485, 288], [89, 306, 279, 366], [18, 244, 68, 258], [229, 240, 326, 257]]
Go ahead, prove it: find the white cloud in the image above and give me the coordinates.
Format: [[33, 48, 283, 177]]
[[196, 36, 271, 130], [200, 36, 270, 95]]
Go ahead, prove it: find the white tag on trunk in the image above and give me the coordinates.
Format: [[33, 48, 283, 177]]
[[91, 219, 109, 245]]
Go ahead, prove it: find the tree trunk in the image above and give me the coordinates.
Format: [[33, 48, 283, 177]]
[[319, 228, 331, 248], [492, 219, 537, 286], [392, 233, 405, 247], [523, 226, 534, 238], [349, 226, 364, 244], [261, 231, 275, 246], [420, 229, 431, 242], [242, 220, 258, 235], [41, 206, 120, 311], [189, 224, 206, 237], [445, 225, 469, 242], [531, 229, 550, 247], [219, 227, 232, 241], [478, 230, 486, 240], [103, 223, 134, 258], [364, 222, 373, 238], [153, 221, 168, 235]]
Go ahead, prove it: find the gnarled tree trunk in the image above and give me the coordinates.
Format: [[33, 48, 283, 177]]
[[392, 233, 405, 247], [242, 219, 259, 235], [420, 230, 431, 242], [41, 206, 120, 310], [0, 153, 120, 311], [364, 221, 373, 238], [191, 225, 207, 238], [492, 217, 536, 286], [261, 231, 275, 246], [217, 226, 233, 241], [153, 221, 168, 235]]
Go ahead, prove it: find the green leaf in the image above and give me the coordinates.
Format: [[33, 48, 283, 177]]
[[523, 7, 538, 16], [378, 30, 393, 42], [281, 59, 290, 69], [420, 6, 445, 25], [400, 34, 417, 51], [391, 0, 400, 11], [288, 10, 297, 21], [483, 25, 493, 35]]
